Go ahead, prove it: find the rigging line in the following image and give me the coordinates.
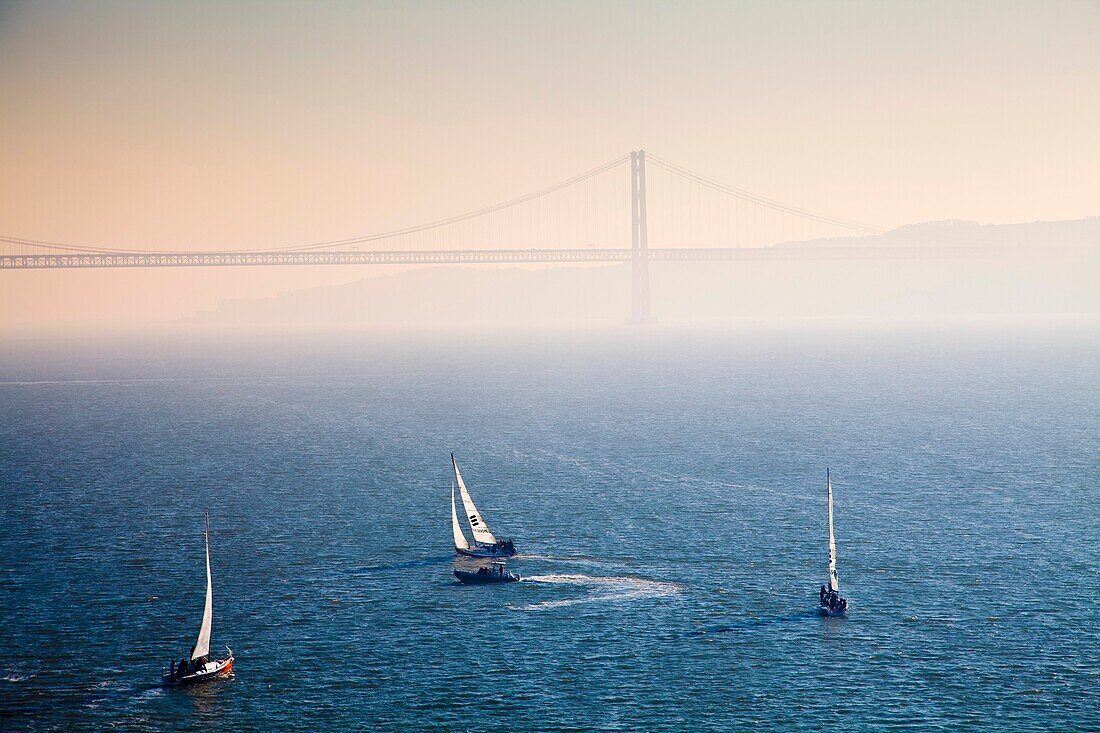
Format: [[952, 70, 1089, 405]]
[[646, 154, 884, 234]]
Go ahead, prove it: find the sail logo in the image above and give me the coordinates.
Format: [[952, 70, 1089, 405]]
[[469, 514, 481, 526]]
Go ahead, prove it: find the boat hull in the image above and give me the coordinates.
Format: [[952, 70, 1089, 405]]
[[456, 545, 517, 558], [163, 656, 234, 687], [454, 569, 520, 584], [819, 604, 848, 617]]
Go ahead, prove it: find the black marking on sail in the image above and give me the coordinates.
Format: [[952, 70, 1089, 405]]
[[469, 515, 480, 526]]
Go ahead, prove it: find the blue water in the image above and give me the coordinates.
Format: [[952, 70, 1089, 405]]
[[1, 322, 1097, 731]]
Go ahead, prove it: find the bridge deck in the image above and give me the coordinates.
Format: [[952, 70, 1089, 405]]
[[0, 246, 1012, 269]]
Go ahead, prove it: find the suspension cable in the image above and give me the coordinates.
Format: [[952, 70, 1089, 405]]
[[646, 154, 883, 235], [1, 154, 631, 255]]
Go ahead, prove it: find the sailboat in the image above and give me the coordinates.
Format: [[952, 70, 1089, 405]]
[[450, 453, 517, 558], [162, 512, 234, 687], [818, 469, 849, 617]]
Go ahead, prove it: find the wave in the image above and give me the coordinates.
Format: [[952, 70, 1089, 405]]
[[687, 610, 820, 635], [511, 573, 681, 611], [360, 556, 453, 574]]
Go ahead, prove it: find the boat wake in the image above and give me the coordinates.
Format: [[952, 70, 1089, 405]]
[[512, 573, 681, 611]]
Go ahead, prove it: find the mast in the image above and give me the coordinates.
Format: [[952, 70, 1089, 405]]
[[192, 511, 213, 660], [451, 479, 470, 550], [827, 469, 839, 593], [451, 453, 497, 545]]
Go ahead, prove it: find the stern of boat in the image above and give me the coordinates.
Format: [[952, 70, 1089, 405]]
[[216, 647, 234, 677]]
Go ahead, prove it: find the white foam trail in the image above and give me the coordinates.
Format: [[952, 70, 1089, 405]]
[[513, 573, 681, 611], [513, 555, 607, 565], [523, 573, 616, 584]]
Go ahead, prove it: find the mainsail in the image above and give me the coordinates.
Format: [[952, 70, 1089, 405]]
[[451, 479, 470, 550], [827, 469, 839, 593], [192, 512, 213, 660], [451, 453, 497, 545]]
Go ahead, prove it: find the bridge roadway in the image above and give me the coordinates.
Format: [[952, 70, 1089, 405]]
[[0, 245, 1008, 269]]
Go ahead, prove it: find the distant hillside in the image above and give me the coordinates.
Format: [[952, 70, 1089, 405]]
[[192, 218, 1099, 326], [776, 217, 1100, 249]]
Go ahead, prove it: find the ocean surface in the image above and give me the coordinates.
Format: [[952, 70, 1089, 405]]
[[1, 321, 1097, 732]]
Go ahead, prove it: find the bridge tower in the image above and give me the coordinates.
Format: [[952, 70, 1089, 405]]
[[628, 149, 657, 325]]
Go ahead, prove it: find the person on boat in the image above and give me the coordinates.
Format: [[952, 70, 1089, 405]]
[[820, 585, 827, 604]]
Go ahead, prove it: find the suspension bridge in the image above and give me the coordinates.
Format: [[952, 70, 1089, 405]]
[[0, 151, 999, 322]]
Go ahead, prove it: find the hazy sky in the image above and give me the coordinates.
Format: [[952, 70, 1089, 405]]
[[1, 0, 1097, 328]]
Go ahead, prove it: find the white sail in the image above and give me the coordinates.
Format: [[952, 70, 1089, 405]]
[[451, 479, 470, 550], [192, 513, 213, 660], [827, 469, 839, 593], [451, 454, 497, 545]]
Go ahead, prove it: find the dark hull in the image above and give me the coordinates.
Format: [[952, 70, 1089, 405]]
[[456, 545, 517, 558], [819, 604, 848, 617], [163, 657, 234, 687], [454, 569, 520, 584]]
